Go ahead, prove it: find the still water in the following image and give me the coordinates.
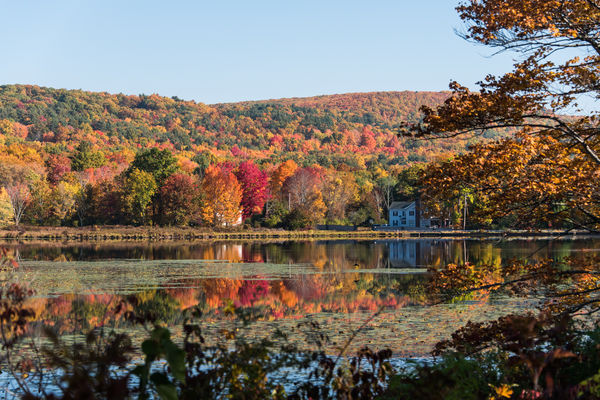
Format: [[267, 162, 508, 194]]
[[2, 237, 599, 357]]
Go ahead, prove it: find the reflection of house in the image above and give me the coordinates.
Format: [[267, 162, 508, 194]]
[[387, 241, 420, 267], [216, 244, 243, 261], [388, 201, 431, 228], [385, 239, 449, 268]]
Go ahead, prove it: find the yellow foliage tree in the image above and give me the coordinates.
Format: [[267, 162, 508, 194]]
[[322, 172, 359, 222], [0, 188, 12, 227], [121, 169, 157, 225]]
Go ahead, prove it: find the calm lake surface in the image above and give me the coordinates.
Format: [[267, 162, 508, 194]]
[[3, 237, 600, 357]]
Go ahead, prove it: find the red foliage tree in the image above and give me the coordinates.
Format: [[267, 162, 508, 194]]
[[360, 126, 377, 152], [235, 161, 269, 220], [217, 161, 236, 175], [45, 154, 72, 185]]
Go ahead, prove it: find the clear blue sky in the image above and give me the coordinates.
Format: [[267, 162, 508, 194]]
[[0, 0, 516, 104]]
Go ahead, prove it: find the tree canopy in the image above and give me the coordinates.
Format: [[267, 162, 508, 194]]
[[413, 0, 600, 232]]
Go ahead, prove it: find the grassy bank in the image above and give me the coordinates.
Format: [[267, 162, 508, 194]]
[[0, 225, 595, 242], [0, 225, 408, 241]]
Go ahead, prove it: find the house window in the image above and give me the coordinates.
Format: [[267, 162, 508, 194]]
[[393, 211, 398, 216], [393, 220, 398, 226], [402, 211, 405, 216], [409, 210, 414, 216], [401, 218, 407, 225]]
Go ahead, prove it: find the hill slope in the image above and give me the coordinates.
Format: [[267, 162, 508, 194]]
[[218, 91, 449, 127], [0, 84, 484, 168]]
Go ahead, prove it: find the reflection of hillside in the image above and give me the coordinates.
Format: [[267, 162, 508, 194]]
[[9, 238, 595, 357]]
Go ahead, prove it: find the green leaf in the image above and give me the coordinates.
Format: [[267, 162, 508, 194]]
[[223, 299, 236, 316], [131, 365, 147, 377], [155, 384, 178, 400], [164, 342, 186, 382], [152, 326, 171, 342], [150, 372, 171, 386], [142, 340, 160, 358]]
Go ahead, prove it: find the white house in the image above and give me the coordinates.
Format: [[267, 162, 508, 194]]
[[215, 209, 243, 227], [388, 200, 431, 228]]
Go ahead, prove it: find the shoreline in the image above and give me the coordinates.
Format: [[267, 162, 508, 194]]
[[0, 226, 597, 242]]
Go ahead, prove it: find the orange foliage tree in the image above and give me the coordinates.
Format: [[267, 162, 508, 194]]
[[0, 164, 41, 226], [201, 165, 243, 227], [400, 9, 600, 391], [269, 160, 298, 199]]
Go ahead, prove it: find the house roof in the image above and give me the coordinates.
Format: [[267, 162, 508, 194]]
[[389, 201, 415, 210]]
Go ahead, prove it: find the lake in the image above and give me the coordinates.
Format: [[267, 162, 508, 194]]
[[1, 237, 599, 357]]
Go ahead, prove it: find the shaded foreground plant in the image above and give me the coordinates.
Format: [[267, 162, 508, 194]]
[[0, 249, 393, 400], [383, 313, 600, 399], [378, 251, 600, 399]]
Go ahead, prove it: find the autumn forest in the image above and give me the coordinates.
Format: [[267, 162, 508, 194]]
[[0, 85, 492, 229]]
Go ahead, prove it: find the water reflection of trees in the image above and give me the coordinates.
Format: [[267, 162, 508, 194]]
[[3, 238, 594, 269], [4, 238, 598, 352], [22, 270, 428, 337]]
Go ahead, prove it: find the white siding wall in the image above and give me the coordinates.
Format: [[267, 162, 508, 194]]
[[389, 204, 417, 228]]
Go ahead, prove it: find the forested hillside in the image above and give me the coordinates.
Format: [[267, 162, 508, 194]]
[[0, 85, 497, 228], [0, 85, 475, 165]]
